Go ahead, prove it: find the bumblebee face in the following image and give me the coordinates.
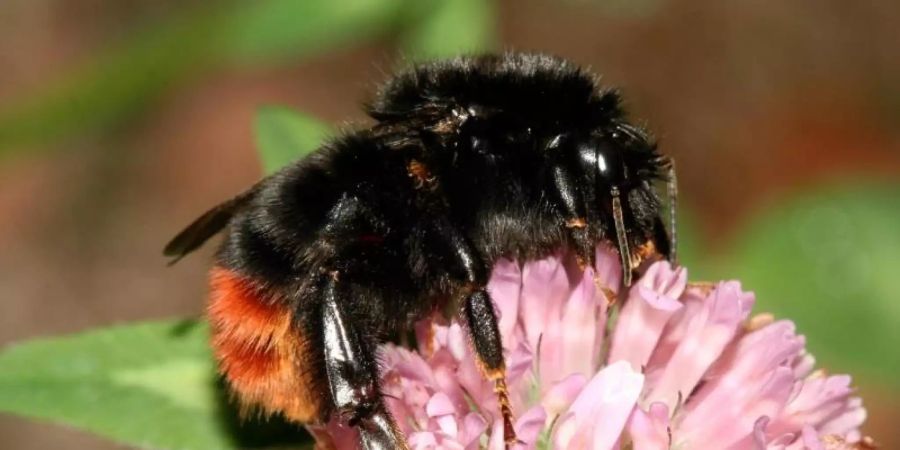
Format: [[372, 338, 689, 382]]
[[554, 125, 657, 198], [550, 121, 668, 283]]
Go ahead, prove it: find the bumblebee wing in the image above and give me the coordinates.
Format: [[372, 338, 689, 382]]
[[164, 186, 258, 265]]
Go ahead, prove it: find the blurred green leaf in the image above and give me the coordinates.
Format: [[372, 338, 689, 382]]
[[0, 321, 232, 449], [255, 107, 331, 174], [224, 0, 405, 64], [727, 183, 900, 386], [0, 0, 405, 155], [403, 0, 496, 60], [0, 320, 315, 449]]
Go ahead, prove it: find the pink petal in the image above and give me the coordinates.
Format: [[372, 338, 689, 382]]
[[389, 346, 436, 385], [767, 374, 857, 438], [553, 412, 579, 450], [514, 406, 549, 449], [408, 431, 438, 449], [427, 392, 457, 416], [488, 257, 524, 345], [542, 373, 588, 417], [557, 267, 606, 380], [436, 414, 460, 439], [446, 323, 469, 362], [608, 261, 685, 371], [628, 402, 670, 450], [792, 352, 816, 379], [507, 342, 535, 384], [553, 361, 645, 450], [746, 416, 799, 450], [644, 286, 708, 373], [645, 281, 751, 410], [455, 351, 495, 412], [800, 426, 826, 450], [460, 413, 489, 448], [677, 367, 796, 449], [818, 397, 866, 438], [520, 251, 570, 352], [680, 321, 806, 443], [426, 393, 462, 438]]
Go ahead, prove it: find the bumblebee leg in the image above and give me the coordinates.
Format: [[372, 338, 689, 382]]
[[551, 163, 595, 268], [462, 288, 517, 447], [428, 220, 518, 446], [319, 276, 408, 450]]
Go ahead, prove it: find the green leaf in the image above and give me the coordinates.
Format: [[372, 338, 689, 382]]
[[0, 321, 232, 449], [254, 107, 332, 174], [0, 320, 314, 449], [403, 0, 496, 60], [224, 0, 405, 64], [727, 182, 900, 386]]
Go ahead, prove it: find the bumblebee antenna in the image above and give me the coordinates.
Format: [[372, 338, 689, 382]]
[[665, 157, 678, 264], [611, 186, 633, 286]]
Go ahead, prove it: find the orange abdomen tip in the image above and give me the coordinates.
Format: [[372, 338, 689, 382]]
[[208, 267, 325, 423]]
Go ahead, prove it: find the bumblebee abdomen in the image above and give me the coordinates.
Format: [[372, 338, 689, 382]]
[[207, 267, 328, 423]]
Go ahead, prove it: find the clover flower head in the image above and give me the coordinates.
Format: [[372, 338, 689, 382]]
[[313, 245, 871, 450]]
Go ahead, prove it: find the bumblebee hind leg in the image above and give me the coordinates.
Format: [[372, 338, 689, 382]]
[[317, 274, 408, 450]]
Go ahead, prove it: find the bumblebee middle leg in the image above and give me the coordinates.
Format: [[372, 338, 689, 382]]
[[462, 288, 517, 446], [429, 220, 517, 446], [318, 274, 407, 450]]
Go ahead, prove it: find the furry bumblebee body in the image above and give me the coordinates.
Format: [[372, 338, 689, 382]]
[[166, 53, 675, 449]]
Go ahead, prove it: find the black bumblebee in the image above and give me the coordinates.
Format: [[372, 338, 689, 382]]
[[165, 52, 677, 450]]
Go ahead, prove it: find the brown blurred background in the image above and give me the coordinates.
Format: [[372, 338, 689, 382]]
[[1, 0, 898, 448]]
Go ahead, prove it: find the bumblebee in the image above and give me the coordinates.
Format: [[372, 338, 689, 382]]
[[166, 52, 676, 449]]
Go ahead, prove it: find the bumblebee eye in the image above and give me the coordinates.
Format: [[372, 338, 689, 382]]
[[597, 152, 610, 174], [596, 140, 626, 184]]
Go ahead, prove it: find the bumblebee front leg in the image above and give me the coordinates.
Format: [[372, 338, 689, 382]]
[[551, 162, 595, 268], [319, 275, 408, 450]]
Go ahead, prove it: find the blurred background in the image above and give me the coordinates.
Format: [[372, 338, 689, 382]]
[[1, 0, 898, 448]]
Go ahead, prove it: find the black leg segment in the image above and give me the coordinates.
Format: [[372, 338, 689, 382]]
[[551, 163, 595, 268], [430, 219, 518, 447], [319, 275, 408, 450], [463, 290, 505, 370], [462, 289, 517, 446]]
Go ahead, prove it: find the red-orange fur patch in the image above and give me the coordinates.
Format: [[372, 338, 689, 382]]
[[208, 267, 324, 424]]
